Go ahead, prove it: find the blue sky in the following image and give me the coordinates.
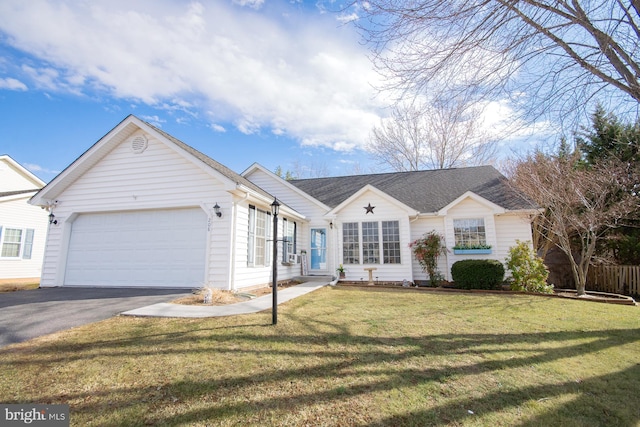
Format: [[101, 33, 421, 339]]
[[0, 0, 544, 183]]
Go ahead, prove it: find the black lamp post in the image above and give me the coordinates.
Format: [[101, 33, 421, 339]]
[[271, 198, 280, 325]]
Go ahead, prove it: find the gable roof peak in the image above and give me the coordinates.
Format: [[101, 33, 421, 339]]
[[30, 114, 275, 205]]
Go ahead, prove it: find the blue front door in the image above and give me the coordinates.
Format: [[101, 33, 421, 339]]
[[310, 228, 327, 271]]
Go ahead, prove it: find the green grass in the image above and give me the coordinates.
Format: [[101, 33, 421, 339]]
[[1, 287, 639, 426]]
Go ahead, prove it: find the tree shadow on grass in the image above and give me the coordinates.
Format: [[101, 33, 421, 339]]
[[375, 363, 640, 427], [4, 314, 638, 426]]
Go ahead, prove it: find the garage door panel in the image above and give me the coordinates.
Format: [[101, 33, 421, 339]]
[[65, 208, 207, 287]]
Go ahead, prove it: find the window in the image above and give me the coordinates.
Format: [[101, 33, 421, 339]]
[[362, 222, 379, 264], [382, 221, 401, 264], [0, 227, 34, 259], [282, 218, 297, 261], [342, 222, 359, 264], [247, 206, 271, 267], [343, 221, 401, 265], [453, 218, 486, 247]]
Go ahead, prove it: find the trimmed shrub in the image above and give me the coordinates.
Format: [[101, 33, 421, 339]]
[[451, 259, 505, 290], [505, 240, 553, 293]]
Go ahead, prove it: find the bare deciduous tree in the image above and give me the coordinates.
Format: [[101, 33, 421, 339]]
[[509, 151, 638, 296], [356, 0, 640, 128], [369, 98, 497, 171]]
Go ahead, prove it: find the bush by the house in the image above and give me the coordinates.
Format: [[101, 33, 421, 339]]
[[451, 259, 505, 290], [410, 231, 447, 286], [506, 240, 554, 294]]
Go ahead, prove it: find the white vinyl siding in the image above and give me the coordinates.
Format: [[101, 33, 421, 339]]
[[409, 216, 448, 281], [335, 190, 413, 283], [38, 130, 231, 288], [0, 158, 43, 192], [0, 194, 49, 280]]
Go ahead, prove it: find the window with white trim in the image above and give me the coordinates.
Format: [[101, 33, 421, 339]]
[[282, 218, 297, 262], [342, 221, 400, 265], [362, 221, 379, 264], [247, 206, 271, 267], [342, 222, 359, 264], [0, 227, 35, 259], [382, 221, 401, 264], [453, 218, 486, 247]]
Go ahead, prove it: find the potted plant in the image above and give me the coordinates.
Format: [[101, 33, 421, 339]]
[[336, 264, 346, 279]]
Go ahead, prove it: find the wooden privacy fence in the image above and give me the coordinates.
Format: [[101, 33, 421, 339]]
[[587, 265, 640, 296]]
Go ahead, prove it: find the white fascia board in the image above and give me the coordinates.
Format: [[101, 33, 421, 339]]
[[29, 116, 140, 206], [242, 163, 332, 212], [30, 116, 240, 207], [0, 155, 46, 188], [437, 191, 506, 216], [1, 192, 37, 203], [498, 208, 543, 217], [327, 184, 419, 216]]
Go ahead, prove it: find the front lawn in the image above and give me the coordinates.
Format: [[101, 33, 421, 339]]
[[1, 287, 639, 426]]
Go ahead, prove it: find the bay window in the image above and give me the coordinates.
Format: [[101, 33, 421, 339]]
[[342, 221, 400, 265]]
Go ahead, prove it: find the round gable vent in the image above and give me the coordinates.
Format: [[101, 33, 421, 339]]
[[131, 135, 148, 154]]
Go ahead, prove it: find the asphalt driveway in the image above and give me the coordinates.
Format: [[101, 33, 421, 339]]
[[0, 287, 190, 348]]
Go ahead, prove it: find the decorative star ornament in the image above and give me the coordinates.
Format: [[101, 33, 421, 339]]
[[364, 203, 375, 214]]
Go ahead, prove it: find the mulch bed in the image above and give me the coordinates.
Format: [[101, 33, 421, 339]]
[[335, 282, 637, 306]]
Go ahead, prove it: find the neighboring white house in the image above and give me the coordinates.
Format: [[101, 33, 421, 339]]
[[29, 115, 537, 289], [0, 155, 49, 282]]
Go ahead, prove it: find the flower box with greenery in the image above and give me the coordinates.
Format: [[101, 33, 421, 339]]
[[453, 244, 492, 254], [410, 231, 448, 286]]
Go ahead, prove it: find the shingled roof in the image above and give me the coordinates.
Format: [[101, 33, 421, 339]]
[[288, 166, 535, 213]]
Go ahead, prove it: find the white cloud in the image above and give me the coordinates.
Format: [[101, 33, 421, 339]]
[[336, 12, 359, 24], [209, 123, 226, 133], [0, 0, 387, 152], [232, 0, 264, 9], [140, 115, 166, 127], [23, 163, 60, 175], [0, 77, 27, 90]]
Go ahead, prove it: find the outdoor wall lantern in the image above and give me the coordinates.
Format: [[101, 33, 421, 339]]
[[48, 212, 57, 225], [271, 198, 280, 325], [213, 203, 222, 218]]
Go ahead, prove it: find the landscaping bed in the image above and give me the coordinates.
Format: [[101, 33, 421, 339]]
[[172, 280, 301, 306], [336, 281, 637, 305]]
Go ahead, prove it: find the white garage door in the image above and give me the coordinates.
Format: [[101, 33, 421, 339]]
[[65, 208, 207, 287]]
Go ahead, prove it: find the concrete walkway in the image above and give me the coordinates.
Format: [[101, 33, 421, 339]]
[[121, 278, 335, 318]]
